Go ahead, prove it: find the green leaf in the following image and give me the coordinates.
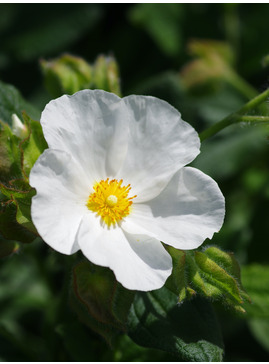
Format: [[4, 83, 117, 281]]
[[0, 201, 36, 244], [248, 318, 269, 353], [241, 264, 269, 318], [127, 286, 224, 361], [7, 5, 103, 61], [0, 324, 32, 361], [129, 4, 183, 57], [0, 80, 40, 126], [0, 178, 37, 236], [55, 323, 101, 361], [237, 264, 269, 351], [192, 120, 267, 181], [0, 245, 54, 361], [15, 196, 37, 235], [113, 334, 174, 361], [70, 260, 134, 345]]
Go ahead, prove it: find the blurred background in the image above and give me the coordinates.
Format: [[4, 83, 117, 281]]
[[1, 3, 269, 361]]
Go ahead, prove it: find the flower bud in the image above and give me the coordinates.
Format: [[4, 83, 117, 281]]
[[180, 39, 234, 94], [93, 55, 121, 96], [187, 39, 234, 65], [40, 54, 92, 98], [167, 246, 250, 313], [11, 114, 28, 139]]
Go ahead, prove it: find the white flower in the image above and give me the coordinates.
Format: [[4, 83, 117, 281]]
[[29, 90, 225, 291]]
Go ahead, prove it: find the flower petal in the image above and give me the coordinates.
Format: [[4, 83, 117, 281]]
[[121, 167, 225, 250], [116, 95, 201, 202], [40, 90, 129, 185], [30, 149, 90, 254], [77, 214, 172, 291], [41, 90, 200, 200]]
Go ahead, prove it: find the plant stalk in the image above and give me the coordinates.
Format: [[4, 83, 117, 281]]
[[199, 88, 269, 141]]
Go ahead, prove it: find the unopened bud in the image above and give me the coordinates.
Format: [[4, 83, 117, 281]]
[[93, 55, 121, 96], [167, 246, 250, 313], [180, 39, 234, 94], [11, 114, 28, 139], [188, 39, 234, 65], [40, 54, 92, 97]]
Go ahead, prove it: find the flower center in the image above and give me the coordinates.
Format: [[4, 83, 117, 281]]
[[87, 178, 137, 226], [106, 195, 118, 207]]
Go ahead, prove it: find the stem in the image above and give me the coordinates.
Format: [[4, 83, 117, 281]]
[[239, 115, 269, 123], [199, 88, 269, 141]]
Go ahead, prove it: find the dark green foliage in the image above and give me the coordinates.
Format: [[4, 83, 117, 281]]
[[0, 80, 40, 126], [128, 287, 224, 361], [71, 260, 134, 345]]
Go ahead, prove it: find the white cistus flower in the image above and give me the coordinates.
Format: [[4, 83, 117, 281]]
[[29, 90, 225, 291]]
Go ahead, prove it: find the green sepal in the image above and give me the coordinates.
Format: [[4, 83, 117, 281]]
[[194, 250, 243, 304], [20, 112, 47, 179], [70, 259, 135, 345], [0, 121, 22, 182], [166, 247, 196, 302], [167, 245, 250, 313]]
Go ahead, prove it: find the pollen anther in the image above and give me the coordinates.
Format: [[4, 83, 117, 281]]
[[87, 178, 136, 226]]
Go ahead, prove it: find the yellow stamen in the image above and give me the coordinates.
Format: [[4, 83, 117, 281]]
[[87, 178, 137, 226]]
